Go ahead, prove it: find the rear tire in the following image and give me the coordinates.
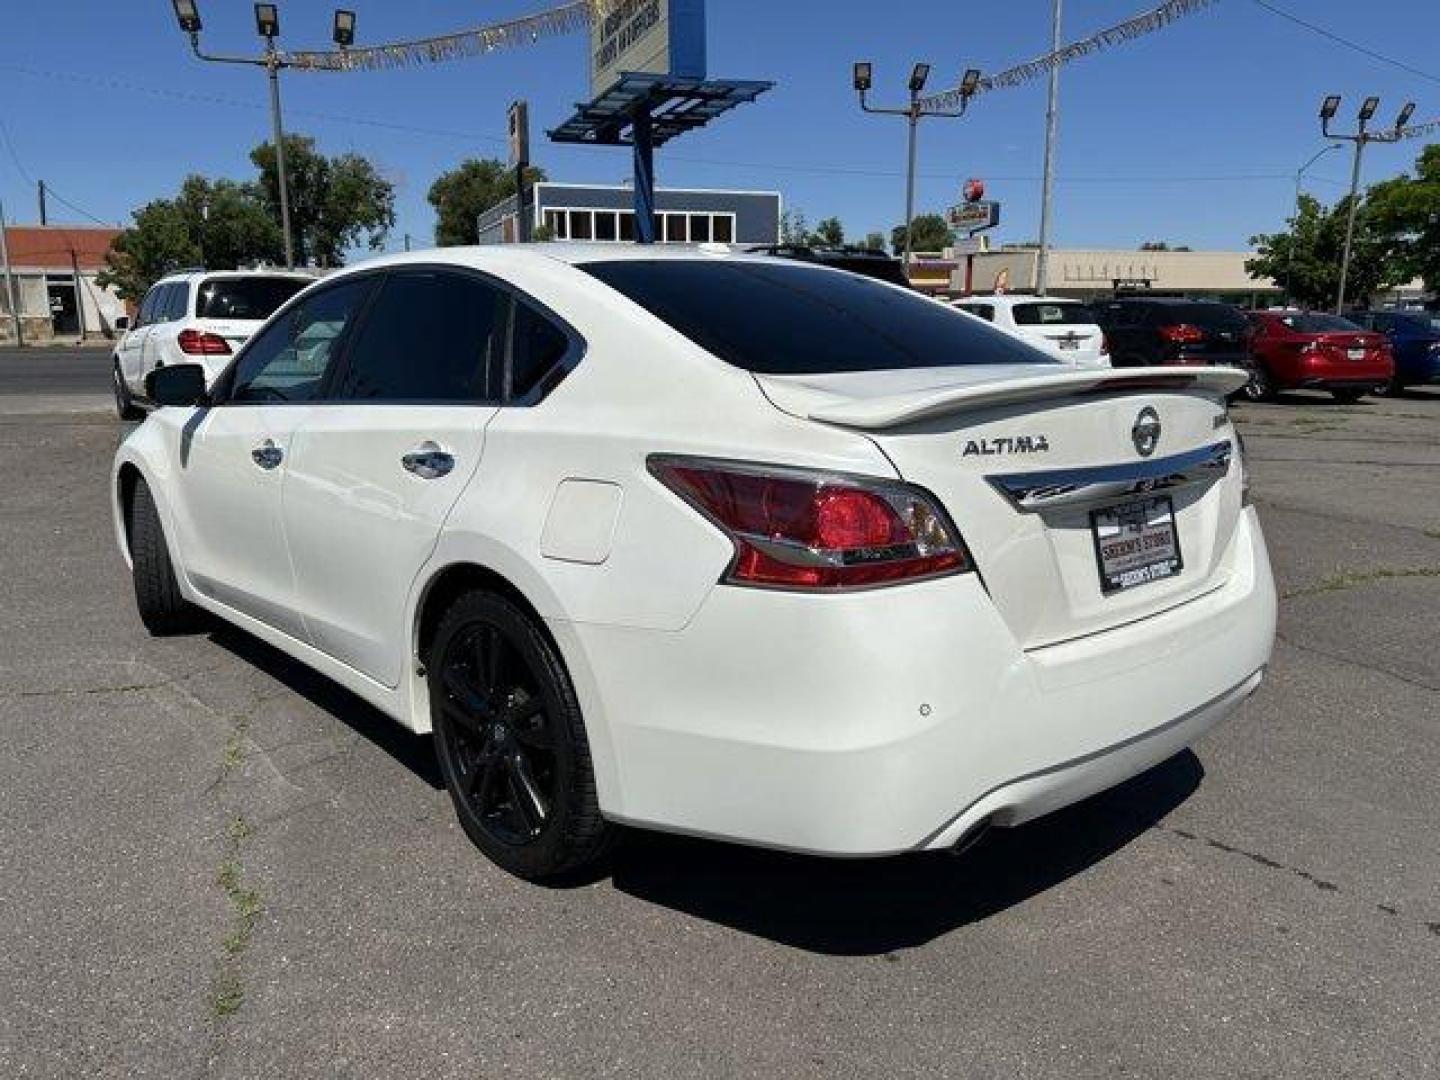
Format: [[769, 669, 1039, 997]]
[[1330, 387, 1367, 404], [128, 478, 202, 635], [114, 363, 144, 421], [1380, 376, 1406, 397], [1239, 361, 1274, 402], [429, 590, 613, 882]]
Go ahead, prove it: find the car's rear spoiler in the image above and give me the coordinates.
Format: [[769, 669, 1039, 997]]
[[806, 367, 1248, 430]]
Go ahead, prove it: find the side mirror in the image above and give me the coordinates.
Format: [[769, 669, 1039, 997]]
[[114, 315, 130, 332], [145, 364, 209, 408]]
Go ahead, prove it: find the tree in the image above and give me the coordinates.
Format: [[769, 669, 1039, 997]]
[[811, 217, 844, 247], [428, 158, 546, 247], [863, 231, 886, 252], [1247, 193, 1403, 309], [251, 134, 395, 266], [779, 208, 810, 245], [97, 175, 281, 301], [890, 214, 953, 255], [1364, 143, 1440, 292]]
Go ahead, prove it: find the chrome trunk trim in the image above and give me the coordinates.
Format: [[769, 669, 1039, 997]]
[[988, 440, 1232, 513]]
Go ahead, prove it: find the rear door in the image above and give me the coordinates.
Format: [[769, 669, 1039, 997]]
[[169, 276, 376, 638], [282, 266, 518, 687], [118, 285, 160, 391], [140, 283, 184, 378]]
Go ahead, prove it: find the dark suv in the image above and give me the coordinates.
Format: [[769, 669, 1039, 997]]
[[1096, 298, 1251, 369], [749, 245, 912, 289]]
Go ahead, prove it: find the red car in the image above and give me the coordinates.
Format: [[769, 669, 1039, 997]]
[[1243, 310, 1394, 402]]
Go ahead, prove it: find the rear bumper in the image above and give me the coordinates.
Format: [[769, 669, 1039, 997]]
[[1280, 354, 1393, 388], [557, 508, 1276, 856]]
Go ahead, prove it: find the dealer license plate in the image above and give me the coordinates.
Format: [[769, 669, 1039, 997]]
[[1091, 496, 1183, 594], [1347, 347, 1365, 360]]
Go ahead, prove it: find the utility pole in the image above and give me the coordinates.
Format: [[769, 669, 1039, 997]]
[[70, 247, 87, 343], [853, 62, 982, 273], [1035, 0, 1062, 296], [38, 181, 48, 226], [403, 233, 412, 252], [0, 196, 22, 346], [1320, 94, 1415, 314]]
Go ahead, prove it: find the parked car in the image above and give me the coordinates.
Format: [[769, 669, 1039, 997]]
[[1345, 309, 1440, 394], [1096, 298, 1251, 371], [112, 269, 314, 419], [951, 294, 1110, 368], [1243, 310, 1393, 402], [749, 244, 912, 288], [113, 246, 1274, 881]]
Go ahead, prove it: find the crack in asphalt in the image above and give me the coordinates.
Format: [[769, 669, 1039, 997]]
[[1275, 632, 1439, 693], [1282, 566, 1440, 601], [1158, 824, 1436, 938], [1249, 500, 1440, 540]]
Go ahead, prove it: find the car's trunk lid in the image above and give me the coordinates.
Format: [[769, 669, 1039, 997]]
[[757, 364, 1247, 649]]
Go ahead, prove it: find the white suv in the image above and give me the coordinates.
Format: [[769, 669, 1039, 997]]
[[112, 269, 314, 419], [953, 294, 1110, 368]]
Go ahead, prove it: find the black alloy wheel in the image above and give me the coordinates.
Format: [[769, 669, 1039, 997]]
[[429, 591, 611, 880], [1239, 361, 1273, 402]]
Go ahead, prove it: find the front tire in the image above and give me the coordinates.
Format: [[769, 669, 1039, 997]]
[[1330, 387, 1367, 404], [1239, 360, 1274, 402], [128, 478, 202, 635], [429, 590, 613, 881], [114, 363, 143, 421]]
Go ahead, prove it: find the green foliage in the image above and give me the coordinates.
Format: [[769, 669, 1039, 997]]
[[779, 208, 810, 245], [251, 134, 396, 266], [863, 231, 887, 252], [811, 216, 845, 247], [1247, 193, 1402, 309], [1365, 144, 1440, 292], [97, 176, 281, 301], [891, 214, 953, 255], [427, 158, 546, 247]]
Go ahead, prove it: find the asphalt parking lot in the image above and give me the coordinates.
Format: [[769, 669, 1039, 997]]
[[2, 346, 1437, 1078]]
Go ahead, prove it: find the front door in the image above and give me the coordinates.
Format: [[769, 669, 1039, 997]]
[[172, 275, 376, 639], [282, 267, 509, 687]]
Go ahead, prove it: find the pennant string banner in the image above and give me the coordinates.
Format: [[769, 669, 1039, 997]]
[[284, 0, 618, 73], [919, 0, 1220, 111]]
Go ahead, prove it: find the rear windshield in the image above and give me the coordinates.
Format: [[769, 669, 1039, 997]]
[[1012, 302, 1098, 326], [197, 277, 308, 321], [1279, 312, 1361, 333], [581, 260, 1054, 374], [1160, 303, 1249, 331]]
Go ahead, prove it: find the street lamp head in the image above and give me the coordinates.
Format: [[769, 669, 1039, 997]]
[[1319, 95, 1341, 122], [1395, 101, 1416, 130], [909, 62, 931, 96], [254, 2, 280, 39], [333, 8, 356, 48], [959, 68, 982, 98], [1358, 96, 1380, 122], [171, 0, 202, 33], [852, 61, 872, 94]]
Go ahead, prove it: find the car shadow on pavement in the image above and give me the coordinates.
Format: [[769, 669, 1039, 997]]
[[609, 750, 1203, 955], [207, 624, 444, 790]]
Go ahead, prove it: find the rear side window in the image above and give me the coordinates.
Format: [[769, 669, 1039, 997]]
[[335, 270, 503, 402], [956, 303, 995, 322], [1162, 303, 1248, 331], [582, 260, 1053, 374], [1011, 302, 1098, 326], [164, 283, 189, 321], [509, 302, 572, 400], [198, 277, 307, 321], [137, 287, 160, 327]]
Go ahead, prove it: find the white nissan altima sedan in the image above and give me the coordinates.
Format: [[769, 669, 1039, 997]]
[[112, 245, 1276, 881]]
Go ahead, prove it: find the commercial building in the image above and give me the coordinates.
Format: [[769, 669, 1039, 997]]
[[478, 182, 781, 246], [951, 247, 1285, 306], [0, 225, 126, 345]]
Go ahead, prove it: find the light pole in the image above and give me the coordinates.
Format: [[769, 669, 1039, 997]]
[[854, 62, 981, 272], [1321, 94, 1414, 314], [1284, 142, 1343, 304], [171, 1, 358, 270], [1035, 0, 1063, 296]]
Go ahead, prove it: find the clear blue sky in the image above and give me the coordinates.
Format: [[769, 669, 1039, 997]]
[[2, 0, 1438, 254]]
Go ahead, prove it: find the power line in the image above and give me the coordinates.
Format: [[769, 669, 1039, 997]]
[[1249, 0, 1440, 86]]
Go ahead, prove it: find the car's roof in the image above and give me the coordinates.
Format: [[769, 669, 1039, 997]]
[[956, 294, 1087, 308], [157, 268, 318, 286], [322, 244, 817, 279]]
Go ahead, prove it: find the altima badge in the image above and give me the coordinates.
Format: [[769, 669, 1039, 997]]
[[1132, 407, 1162, 457]]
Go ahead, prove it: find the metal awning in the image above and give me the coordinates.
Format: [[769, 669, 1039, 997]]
[[549, 72, 773, 147]]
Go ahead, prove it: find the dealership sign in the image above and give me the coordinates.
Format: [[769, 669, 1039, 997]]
[[947, 200, 1000, 233], [591, 0, 707, 97]]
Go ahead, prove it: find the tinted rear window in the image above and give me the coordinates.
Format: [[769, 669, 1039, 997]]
[[1279, 312, 1361, 333], [1160, 303, 1248, 330], [1012, 302, 1098, 326], [197, 277, 308, 320], [581, 260, 1053, 374]]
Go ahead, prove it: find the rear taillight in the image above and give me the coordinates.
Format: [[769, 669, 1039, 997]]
[[177, 329, 232, 356], [1100, 332, 1111, 357], [649, 457, 972, 591], [1157, 323, 1205, 344]]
